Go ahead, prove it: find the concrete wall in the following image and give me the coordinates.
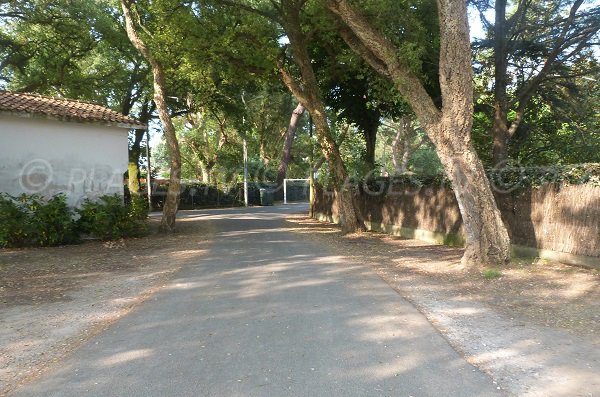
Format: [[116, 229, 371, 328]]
[[0, 113, 128, 207]]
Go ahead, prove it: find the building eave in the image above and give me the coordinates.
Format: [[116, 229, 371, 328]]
[[0, 110, 147, 130]]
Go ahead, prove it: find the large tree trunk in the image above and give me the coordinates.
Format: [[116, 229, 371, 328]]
[[311, 113, 362, 234], [121, 0, 181, 232], [279, 0, 362, 233], [276, 102, 305, 187], [436, 120, 511, 267], [325, 0, 511, 266]]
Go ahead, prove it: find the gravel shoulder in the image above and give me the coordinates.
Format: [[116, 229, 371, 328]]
[[286, 215, 600, 397], [0, 217, 213, 396]]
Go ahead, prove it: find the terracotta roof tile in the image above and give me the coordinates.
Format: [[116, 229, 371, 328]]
[[0, 90, 146, 129]]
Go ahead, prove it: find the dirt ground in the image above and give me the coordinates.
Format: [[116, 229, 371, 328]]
[[1, 211, 599, 396], [286, 215, 600, 340], [0, 217, 213, 396]]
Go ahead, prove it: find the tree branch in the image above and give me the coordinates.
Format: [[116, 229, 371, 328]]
[[322, 0, 441, 131], [277, 60, 310, 108]]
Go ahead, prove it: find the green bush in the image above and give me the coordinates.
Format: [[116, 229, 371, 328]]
[[28, 195, 79, 246], [77, 194, 148, 240], [483, 269, 502, 280], [487, 163, 600, 191], [0, 193, 78, 248], [128, 195, 149, 221], [0, 194, 31, 247]]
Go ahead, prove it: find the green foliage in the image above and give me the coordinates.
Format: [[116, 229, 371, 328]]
[[488, 163, 600, 192], [471, 0, 600, 166], [77, 195, 148, 240], [0, 193, 78, 248], [344, 163, 600, 196], [129, 195, 150, 221], [0, 0, 149, 108], [0, 194, 32, 248], [483, 269, 502, 280], [359, 174, 450, 194], [407, 147, 443, 176], [29, 195, 80, 246]]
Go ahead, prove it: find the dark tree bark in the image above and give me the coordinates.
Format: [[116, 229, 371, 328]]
[[276, 102, 305, 187], [325, 0, 511, 267], [491, 0, 510, 166], [121, 0, 181, 232], [362, 116, 379, 169]]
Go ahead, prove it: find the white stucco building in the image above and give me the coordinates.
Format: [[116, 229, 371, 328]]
[[0, 91, 146, 207]]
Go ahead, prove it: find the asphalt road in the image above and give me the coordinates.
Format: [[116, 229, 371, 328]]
[[12, 204, 504, 397]]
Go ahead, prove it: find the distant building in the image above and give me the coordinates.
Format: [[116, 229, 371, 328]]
[[0, 91, 146, 206]]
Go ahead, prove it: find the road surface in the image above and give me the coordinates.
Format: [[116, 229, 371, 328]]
[[12, 204, 504, 397]]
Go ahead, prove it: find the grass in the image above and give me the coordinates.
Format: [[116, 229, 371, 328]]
[[483, 268, 503, 280]]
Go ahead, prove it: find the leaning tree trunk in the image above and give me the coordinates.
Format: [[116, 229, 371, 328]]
[[428, 0, 510, 267], [436, 121, 511, 267], [325, 0, 511, 266], [311, 112, 362, 234], [121, 0, 181, 232], [276, 102, 305, 188], [279, 0, 362, 233]]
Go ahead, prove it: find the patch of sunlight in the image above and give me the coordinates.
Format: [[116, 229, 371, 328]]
[[223, 263, 291, 276], [274, 278, 333, 291], [97, 348, 154, 368], [556, 279, 597, 299], [168, 249, 206, 258], [439, 306, 486, 316], [472, 348, 518, 362], [164, 281, 208, 290], [1, 339, 43, 353], [111, 296, 137, 305], [526, 366, 598, 397]]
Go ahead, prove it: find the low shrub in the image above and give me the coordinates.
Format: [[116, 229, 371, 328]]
[[128, 195, 149, 221], [0, 193, 78, 247], [28, 194, 79, 246], [77, 194, 148, 240], [483, 269, 502, 280], [0, 194, 31, 247]]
